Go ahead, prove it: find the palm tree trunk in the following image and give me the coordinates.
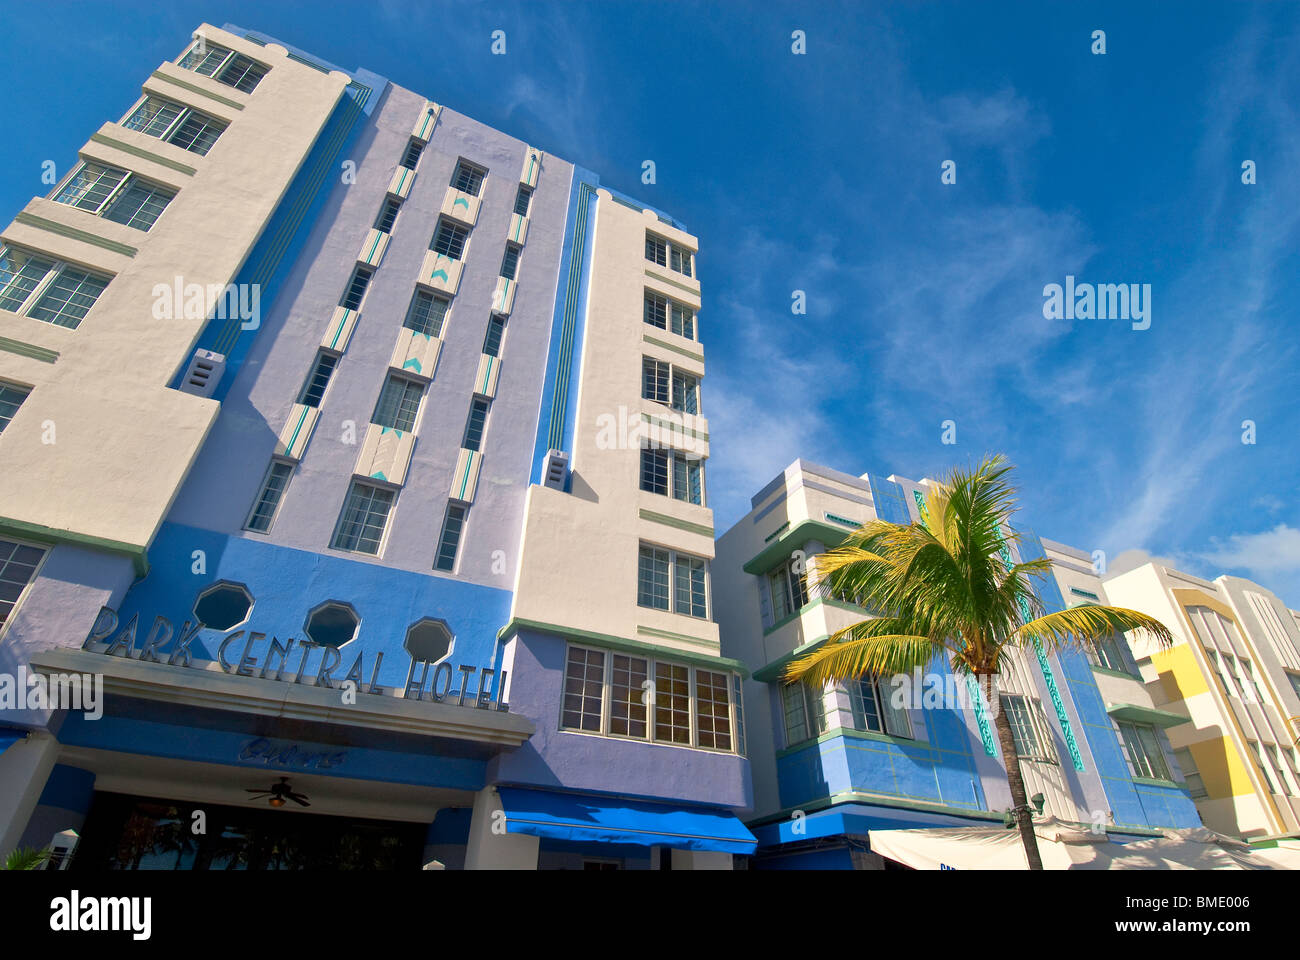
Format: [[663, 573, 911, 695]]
[[990, 686, 1045, 870]]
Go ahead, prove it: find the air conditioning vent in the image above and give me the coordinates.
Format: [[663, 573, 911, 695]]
[[542, 448, 569, 490], [179, 349, 226, 398]]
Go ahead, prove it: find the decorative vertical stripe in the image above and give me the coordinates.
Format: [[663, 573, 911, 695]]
[[546, 182, 594, 451]]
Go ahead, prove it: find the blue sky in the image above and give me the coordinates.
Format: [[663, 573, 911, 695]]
[[1, 2, 1296, 602]]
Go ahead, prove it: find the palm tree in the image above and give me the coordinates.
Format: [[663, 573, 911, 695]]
[[783, 454, 1173, 869], [2, 846, 51, 870]]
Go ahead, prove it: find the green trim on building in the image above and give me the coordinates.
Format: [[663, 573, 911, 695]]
[[150, 69, 246, 110], [642, 333, 704, 363], [13, 212, 137, 258], [546, 182, 595, 451], [1105, 702, 1189, 728], [635, 624, 714, 648], [763, 521, 790, 543], [1091, 664, 1140, 681], [745, 792, 1003, 831], [753, 633, 833, 683], [639, 413, 708, 443], [0, 516, 149, 578], [742, 518, 850, 574], [644, 266, 701, 298], [89, 133, 197, 176], [497, 617, 745, 675], [0, 336, 58, 364], [1130, 775, 1186, 790], [637, 508, 713, 538]]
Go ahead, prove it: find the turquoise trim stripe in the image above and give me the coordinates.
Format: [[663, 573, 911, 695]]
[[0, 335, 58, 364], [545, 181, 595, 451], [14, 212, 137, 258], [328, 309, 353, 350], [284, 406, 311, 457], [89, 132, 196, 176], [456, 450, 476, 501]]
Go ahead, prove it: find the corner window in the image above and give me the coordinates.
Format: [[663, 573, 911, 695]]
[[0, 380, 32, 434], [0, 244, 110, 330], [0, 539, 46, 631], [645, 232, 693, 277], [849, 677, 912, 739], [767, 561, 809, 621], [179, 41, 267, 93], [782, 681, 827, 746], [54, 163, 175, 231]]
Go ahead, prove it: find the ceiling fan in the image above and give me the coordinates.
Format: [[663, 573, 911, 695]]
[[245, 776, 310, 808]]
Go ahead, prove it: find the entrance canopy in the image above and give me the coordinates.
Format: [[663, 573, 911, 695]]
[[497, 787, 757, 854]]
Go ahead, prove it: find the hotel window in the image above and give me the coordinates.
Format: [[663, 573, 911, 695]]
[[461, 396, 490, 451], [645, 232, 693, 277], [399, 138, 425, 171], [642, 291, 695, 340], [671, 453, 704, 506], [638, 545, 709, 618], [452, 160, 486, 196], [1249, 742, 1278, 794], [695, 670, 733, 750], [372, 374, 424, 432], [671, 370, 699, 414], [1225, 654, 1254, 701], [1289, 672, 1300, 703], [1268, 745, 1294, 796], [340, 265, 374, 311], [609, 653, 649, 738], [1003, 695, 1052, 761], [482, 315, 506, 357], [374, 196, 403, 233], [513, 184, 533, 217], [179, 41, 268, 93], [332, 481, 394, 555], [0, 246, 111, 330], [122, 96, 226, 155], [783, 681, 827, 746], [404, 289, 448, 338], [434, 503, 467, 572], [0, 381, 31, 434], [654, 662, 691, 744], [245, 460, 294, 533], [1173, 747, 1209, 798], [1239, 658, 1264, 702], [640, 449, 670, 496], [562, 647, 607, 732], [733, 675, 746, 755], [0, 538, 45, 631], [670, 302, 695, 339], [1206, 649, 1237, 697], [499, 243, 521, 281], [644, 291, 668, 330], [768, 561, 810, 621], [297, 351, 337, 408], [54, 163, 175, 231], [642, 358, 670, 404], [1117, 720, 1171, 780], [849, 676, 913, 739], [1091, 633, 1131, 674], [430, 220, 470, 260]]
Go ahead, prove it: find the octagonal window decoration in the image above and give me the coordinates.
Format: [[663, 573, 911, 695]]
[[404, 618, 453, 665], [193, 581, 254, 631], [303, 601, 360, 649]]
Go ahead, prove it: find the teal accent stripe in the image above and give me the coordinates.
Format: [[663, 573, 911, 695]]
[[0, 335, 58, 364], [645, 266, 701, 297], [284, 406, 311, 458], [14, 212, 137, 258], [150, 70, 245, 110], [638, 509, 714, 538], [89, 132, 197, 176], [545, 182, 594, 451], [642, 333, 704, 363], [457, 450, 475, 501], [635, 625, 715, 647], [526, 154, 536, 185], [328, 309, 352, 350]]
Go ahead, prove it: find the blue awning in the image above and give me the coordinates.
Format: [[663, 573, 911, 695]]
[[0, 727, 27, 756], [497, 787, 757, 854]]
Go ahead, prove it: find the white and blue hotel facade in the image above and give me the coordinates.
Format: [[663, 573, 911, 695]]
[[0, 24, 751, 869], [713, 460, 1204, 869]]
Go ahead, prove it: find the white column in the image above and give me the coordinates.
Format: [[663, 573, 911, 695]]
[[670, 849, 733, 870], [0, 731, 58, 858], [464, 786, 538, 870]]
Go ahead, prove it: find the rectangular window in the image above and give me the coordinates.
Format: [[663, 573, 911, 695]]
[[673, 554, 707, 618], [1288, 672, 1300, 703], [340, 265, 374, 311], [848, 677, 912, 738], [562, 647, 605, 732], [332, 482, 394, 555], [1118, 721, 1172, 780], [671, 454, 703, 506], [637, 545, 671, 611], [0, 381, 31, 434], [372, 375, 424, 432], [297, 351, 338, 408], [55, 163, 175, 231], [452, 160, 486, 196], [178, 42, 267, 93], [513, 184, 533, 217], [434, 503, 467, 572], [640, 448, 669, 496], [1092, 633, 1131, 673], [637, 544, 709, 618], [609, 654, 649, 738], [245, 460, 294, 533], [404, 289, 448, 337], [670, 302, 695, 339], [1240, 659, 1264, 702], [374, 197, 402, 233], [461, 396, 491, 451], [653, 662, 691, 745], [0, 246, 56, 313], [1268, 745, 1293, 796], [430, 220, 470, 260], [670, 245, 693, 277], [671, 370, 699, 414], [25, 266, 110, 329], [646, 232, 694, 277], [642, 358, 670, 404], [400, 138, 425, 170], [695, 669, 732, 750], [1004, 696, 1045, 759], [783, 682, 827, 746], [0, 538, 45, 630], [645, 234, 667, 266], [643, 291, 668, 330], [499, 243, 521, 281], [733, 675, 746, 756], [1249, 742, 1278, 794], [123, 97, 225, 155], [768, 562, 809, 621], [482, 315, 506, 357], [1173, 747, 1209, 799]]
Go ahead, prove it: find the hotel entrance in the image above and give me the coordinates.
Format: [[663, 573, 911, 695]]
[[73, 792, 426, 870]]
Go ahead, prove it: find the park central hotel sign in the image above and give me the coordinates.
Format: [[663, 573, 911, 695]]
[[80, 606, 511, 711]]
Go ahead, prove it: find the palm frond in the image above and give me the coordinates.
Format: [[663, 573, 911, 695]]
[[783, 621, 941, 688], [1016, 605, 1175, 656]]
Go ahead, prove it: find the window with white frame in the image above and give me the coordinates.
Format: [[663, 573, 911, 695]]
[[245, 460, 294, 533], [339, 265, 374, 311], [1173, 747, 1208, 798], [560, 644, 740, 752], [461, 396, 491, 452], [399, 138, 425, 171], [434, 503, 467, 572], [122, 96, 226, 155], [1003, 695, 1057, 763], [782, 680, 827, 746], [768, 560, 809, 621], [642, 357, 670, 404], [671, 369, 699, 414], [0, 244, 110, 329], [331, 481, 395, 555], [1091, 633, 1132, 674], [1249, 741, 1278, 794], [637, 544, 709, 618], [849, 676, 913, 739], [0, 381, 31, 434], [178, 41, 268, 93], [1117, 720, 1172, 780], [452, 160, 486, 196], [639, 448, 703, 505], [645, 231, 693, 278], [1268, 744, 1294, 796], [430, 219, 470, 260], [371, 374, 424, 433], [404, 289, 448, 337], [54, 163, 176, 232], [642, 290, 695, 340], [0, 538, 45, 630]]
